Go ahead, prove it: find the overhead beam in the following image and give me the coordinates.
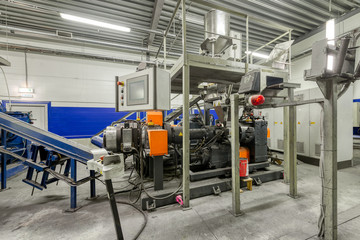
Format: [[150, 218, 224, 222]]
[[148, 0, 165, 45]]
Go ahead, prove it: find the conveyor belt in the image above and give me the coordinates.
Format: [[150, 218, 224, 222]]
[[0, 112, 93, 163]]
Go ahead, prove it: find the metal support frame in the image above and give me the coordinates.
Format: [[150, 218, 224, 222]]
[[70, 158, 77, 210], [288, 88, 297, 197], [90, 170, 96, 198], [230, 94, 242, 216], [105, 179, 124, 240], [182, 0, 190, 209], [153, 156, 164, 191], [1, 129, 6, 190], [321, 79, 338, 239]]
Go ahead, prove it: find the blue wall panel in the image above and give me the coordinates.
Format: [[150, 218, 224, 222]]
[[49, 107, 137, 138]]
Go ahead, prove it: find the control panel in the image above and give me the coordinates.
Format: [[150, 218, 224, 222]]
[[115, 67, 171, 112]]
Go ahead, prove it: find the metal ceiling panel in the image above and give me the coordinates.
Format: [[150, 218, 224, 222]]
[[0, 0, 358, 57]]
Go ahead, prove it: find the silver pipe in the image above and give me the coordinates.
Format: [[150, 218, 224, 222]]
[[156, 0, 182, 58], [334, 37, 350, 74]]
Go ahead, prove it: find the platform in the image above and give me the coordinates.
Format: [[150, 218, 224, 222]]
[[141, 164, 283, 210]]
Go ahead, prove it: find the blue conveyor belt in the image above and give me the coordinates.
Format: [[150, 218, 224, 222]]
[[0, 112, 93, 163]]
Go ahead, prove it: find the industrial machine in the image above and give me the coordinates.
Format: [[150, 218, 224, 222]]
[[85, 9, 294, 210]]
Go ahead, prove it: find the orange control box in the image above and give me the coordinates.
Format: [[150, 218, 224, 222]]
[[147, 129, 168, 156], [146, 111, 163, 126]]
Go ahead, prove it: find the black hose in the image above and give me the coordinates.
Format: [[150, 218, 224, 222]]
[[116, 200, 148, 240]]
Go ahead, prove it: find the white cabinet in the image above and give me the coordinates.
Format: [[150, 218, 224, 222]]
[[296, 90, 310, 156], [266, 86, 353, 163]]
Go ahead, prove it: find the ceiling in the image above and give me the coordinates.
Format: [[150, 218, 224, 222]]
[[0, 0, 359, 59]]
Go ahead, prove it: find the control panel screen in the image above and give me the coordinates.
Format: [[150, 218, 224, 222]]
[[126, 75, 149, 106]]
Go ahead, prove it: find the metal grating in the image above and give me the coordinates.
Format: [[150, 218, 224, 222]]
[[277, 139, 284, 150], [315, 143, 321, 157], [297, 141, 305, 153]]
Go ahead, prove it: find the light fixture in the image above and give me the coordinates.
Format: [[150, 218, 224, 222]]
[[60, 13, 131, 32], [19, 87, 34, 93], [326, 19, 335, 71], [245, 51, 269, 59]]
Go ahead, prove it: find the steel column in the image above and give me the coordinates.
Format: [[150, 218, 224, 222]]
[[283, 106, 290, 184], [1, 129, 6, 189], [323, 80, 338, 240], [70, 158, 77, 209], [288, 88, 297, 197], [181, 0, 190, 209], [230, 94, 241, 216]]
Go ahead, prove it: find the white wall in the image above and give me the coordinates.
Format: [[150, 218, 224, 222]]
[[0, 50, 137, 108]]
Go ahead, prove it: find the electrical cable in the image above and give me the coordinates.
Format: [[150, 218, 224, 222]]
[[0, 66, 12, 110], [318, 107, 325, 238], [116, 200, 148, 240]]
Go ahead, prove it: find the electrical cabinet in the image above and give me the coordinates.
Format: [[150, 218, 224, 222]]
[[266, 86, 353, 163]]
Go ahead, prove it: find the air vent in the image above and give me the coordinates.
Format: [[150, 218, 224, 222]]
[[277, 139, 284, 150], [297, 142, 304, 153], [315, 144, 321, 157], [56, 30, 73, 39]]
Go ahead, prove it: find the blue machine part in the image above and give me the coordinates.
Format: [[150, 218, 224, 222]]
[[91, 133, 104, 148], [3, 111, 31, 150]]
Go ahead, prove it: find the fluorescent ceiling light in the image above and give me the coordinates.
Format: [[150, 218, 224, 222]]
[[326, 19, 335, 70], [326, 19, 335, 46], [245, 51, 269, 59], [19, 87, 34, 93], [60, 13, 130, 32]]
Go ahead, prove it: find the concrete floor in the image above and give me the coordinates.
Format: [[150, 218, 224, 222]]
[[1, 141, 360, 240]]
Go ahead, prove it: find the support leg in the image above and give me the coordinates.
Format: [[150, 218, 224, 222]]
[[105, 179, 124, 240], [1, 129, 7, 190], [323, 80, 338, 240], [288, 89, 297, 198], [153, 156, 163, 191], [68, 158, 78, 211], [231, 94, 242, 216], [283, 107, 290, 184], [90, 170, 96, 198]]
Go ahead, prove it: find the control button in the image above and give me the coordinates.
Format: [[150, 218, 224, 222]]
[[121, 96, 124, 100], [121, 90, 124, 93], [117, 81, 124, 86]]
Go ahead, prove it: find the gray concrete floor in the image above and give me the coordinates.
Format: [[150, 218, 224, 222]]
[[1, 140, 360, 240]]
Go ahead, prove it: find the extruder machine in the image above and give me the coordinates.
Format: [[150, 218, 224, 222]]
[[89, 9, 296, 210]]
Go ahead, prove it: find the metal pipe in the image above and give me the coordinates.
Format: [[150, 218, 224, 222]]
[[246, 16, 249, 73], [156, 0, 182, 59], [164, 34, 167, 69], [334, 37, 350, 74]]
